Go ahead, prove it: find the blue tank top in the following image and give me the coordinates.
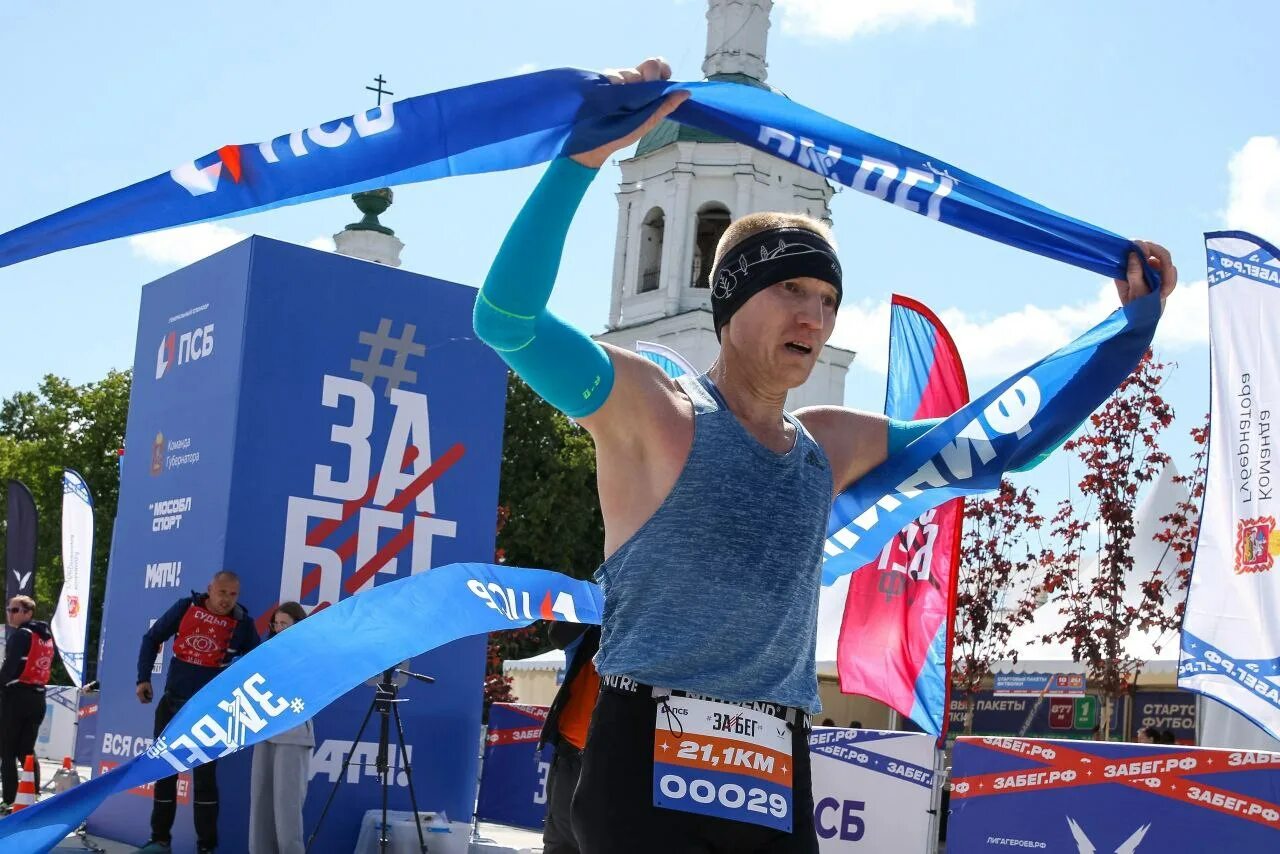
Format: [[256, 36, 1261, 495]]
[[593, 374, 832, 712]]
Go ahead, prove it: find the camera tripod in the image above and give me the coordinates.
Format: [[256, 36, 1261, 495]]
[[307, 666, 435, 853]]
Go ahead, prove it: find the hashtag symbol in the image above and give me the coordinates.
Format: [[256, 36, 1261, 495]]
[[350, 318, 426, 396]]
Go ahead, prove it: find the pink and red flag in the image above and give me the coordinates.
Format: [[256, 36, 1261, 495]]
[[836, 295, 969, 737]]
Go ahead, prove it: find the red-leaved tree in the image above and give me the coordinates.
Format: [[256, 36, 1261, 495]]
[[952, 480, 1046, 733], [1149, 414, 1211, 623], [1037, 351, 1177, 732]]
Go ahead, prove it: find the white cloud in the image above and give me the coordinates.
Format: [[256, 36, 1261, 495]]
[[1152, 278, 1208, 351], [1225, 136, 1280, 241], [833, 278, 1207, 380], [777, 0, 975, 40], [129, 222, 246, 266], [512, 62, 540, 76], [305, 236, 335, 253], [828, 297, 890, 371]]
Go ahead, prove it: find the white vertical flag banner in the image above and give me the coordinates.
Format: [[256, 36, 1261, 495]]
[[1180, 230, 1280, 738], [54, 469, 93, 687]]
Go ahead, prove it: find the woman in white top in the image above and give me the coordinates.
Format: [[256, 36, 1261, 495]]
[[248, 602, 314, 854]]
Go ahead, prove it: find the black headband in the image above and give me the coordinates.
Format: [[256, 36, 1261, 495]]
[[710, 228, 842, 339]]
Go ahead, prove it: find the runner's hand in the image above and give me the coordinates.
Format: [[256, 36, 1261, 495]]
[[571, 57, 688, 169], [1115, 240, 1177, 310]]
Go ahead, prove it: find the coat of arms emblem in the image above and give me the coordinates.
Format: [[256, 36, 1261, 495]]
[[1235, 516, 1278, 574]]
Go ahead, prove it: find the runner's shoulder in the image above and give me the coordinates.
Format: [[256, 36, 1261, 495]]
[[793, 406, 889, 491], [580, 343, 690, 440]]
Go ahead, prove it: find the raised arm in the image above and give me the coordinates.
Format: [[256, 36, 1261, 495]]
[[472, 59, 689, 432], [802, 239, 1178, 493], [800, 409, 1094, 495], [472, 157, 614, 418]]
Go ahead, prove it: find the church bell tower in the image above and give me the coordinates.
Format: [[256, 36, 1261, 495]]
[[594, 0, 854, 408]]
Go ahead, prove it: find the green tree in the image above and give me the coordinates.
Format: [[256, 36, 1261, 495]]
[[484, 374, 605, 706], [0, 370, 130, 685], [496, 375, 605, 578]]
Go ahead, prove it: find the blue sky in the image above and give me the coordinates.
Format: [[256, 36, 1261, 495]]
[[2, 0, 1278, 495]]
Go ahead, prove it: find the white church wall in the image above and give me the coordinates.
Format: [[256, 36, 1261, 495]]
[[599, 0, 852, 409]]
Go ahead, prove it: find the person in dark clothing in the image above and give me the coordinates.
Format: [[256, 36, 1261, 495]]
[[136, 571, 259, 854], [538, 623, 601, 854], [0, 595, 55, 810]]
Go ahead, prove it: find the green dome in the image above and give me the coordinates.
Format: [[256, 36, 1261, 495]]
[[634, 73, 781, 157]]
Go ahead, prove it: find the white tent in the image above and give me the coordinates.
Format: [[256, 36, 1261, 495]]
[[503, 648, 569, 674], [1200, 693, 1280, 751], [997, 462, 1189, 676]]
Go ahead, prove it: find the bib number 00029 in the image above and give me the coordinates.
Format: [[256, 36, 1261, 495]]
[[652, 695, 794, 832]]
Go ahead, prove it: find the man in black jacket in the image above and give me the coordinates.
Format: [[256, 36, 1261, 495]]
[[538, 623, 600, 854], [136, 571, 259, 854], [0, 595, 56, 810]]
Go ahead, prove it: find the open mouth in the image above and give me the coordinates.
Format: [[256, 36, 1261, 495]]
[[785, 342, 813, 355]]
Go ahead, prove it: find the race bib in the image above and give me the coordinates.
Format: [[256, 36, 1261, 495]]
[[652, 695, 794, 832]]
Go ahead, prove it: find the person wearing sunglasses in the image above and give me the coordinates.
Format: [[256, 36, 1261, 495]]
[[0, 595, 56, 812], [248, 602, 313, 854]]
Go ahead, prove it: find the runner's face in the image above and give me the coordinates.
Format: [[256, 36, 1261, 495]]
[[206, 579, 240, 615], [722, 276, 838, 388]]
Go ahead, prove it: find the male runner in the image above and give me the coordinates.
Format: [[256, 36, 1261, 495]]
[[474, 58, 1176, 852]]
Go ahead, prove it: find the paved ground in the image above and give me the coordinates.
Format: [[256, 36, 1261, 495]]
[[52, 832, 133, 853], [47, 823, 542, 853], [48, 825, 543, 853], [31, 759, 544, 852], [33, 760, 945, 853], [17, 763, 948, 852]]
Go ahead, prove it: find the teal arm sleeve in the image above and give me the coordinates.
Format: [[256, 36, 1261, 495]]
[[473, 158, 615, 418], [887, 418, 941, 456], [887, 417, 1068, 471]]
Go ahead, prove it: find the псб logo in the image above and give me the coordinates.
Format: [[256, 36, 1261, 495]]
[[156, 324, 214, 380], [466, 580, 581, 623], [170, 103, 396, 197]]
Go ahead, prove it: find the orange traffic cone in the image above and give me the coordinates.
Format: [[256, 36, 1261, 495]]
[[11, 755, 35, 811], [51, 756, 81, 793]]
